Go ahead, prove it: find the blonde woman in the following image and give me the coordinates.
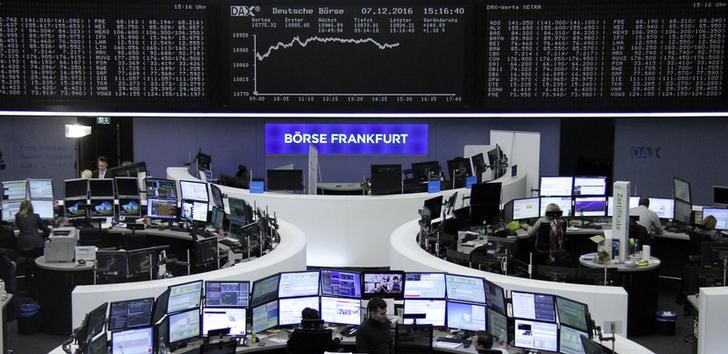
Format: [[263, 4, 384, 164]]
[[15, 200, 51, 259]]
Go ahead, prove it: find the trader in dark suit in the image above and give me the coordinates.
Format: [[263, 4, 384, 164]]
[[91, 156, 112, 178]]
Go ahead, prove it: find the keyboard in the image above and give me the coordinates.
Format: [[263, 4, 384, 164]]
[[169, 226, 188, 232], [436, 337, 471, 346]]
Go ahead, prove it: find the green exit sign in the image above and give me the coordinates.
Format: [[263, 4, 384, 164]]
[[96, 117, 111, 125]]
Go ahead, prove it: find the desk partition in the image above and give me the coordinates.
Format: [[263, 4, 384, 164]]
[[389, 219, 630, 337]]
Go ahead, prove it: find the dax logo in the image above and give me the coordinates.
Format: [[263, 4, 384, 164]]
[[231, 5, 260, 16], [631, 146, 662, 159]]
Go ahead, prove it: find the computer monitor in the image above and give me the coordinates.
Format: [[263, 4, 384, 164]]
[[80, 302, 108, 350], [30, 200, 54, 220], [470, 153, 486, 181], [167, 280, 203, 314], [127, 247, 157, 280], [108, 161, 147, 178], [28, 179, 53, 199], [510, 197, 539, 221], [362, 271, 405, 299], [169, 307, 201, 345], [320, 297, 361, 325], [423, 196, 443, 220], [511, 291, 556, 322], [404, 273, 446, 299], [403, 299, 446, 326], [210, 184, 224, 210], [484, 280, 506, 315], [108, 298, 155, 331], [445, 274, 485, 303], [181, 200, 208, 223], [202, 307, 246, 337], [89, 199, 115, 218], [111, 326, 154, 354], [89, 179, 115, 198], [115, 177, 139, 198], [180, 180, 209, 202], [65, 179, 88, 199], [573, 197, 607, 217], [646, 197, 675, 219], [607, 196, 640, 217], [540, 197, 573, 217], [539, 176, 573, 196], [1, 200, 21, 222], [513, 319, 558, 352], [447, 159, 472, 188], [146, 198, 178, 220], [674, 177, 691, 203], [152, 289, 170, 325], [95, 250, 128, 283], [446, 301, 486, 331], [279, 271, 320, 298], [252, 301, 279, 333], [411, 161, 442, 183], [487, 308, 508, 342], [470, 182, 501, 206], [227, 198, 249, 223], [86, 332, 108, 354], [64, 199, 87, 220], [713, 186, 728, 206], [560, 325, 589, 354], [266, 169, 304, 192], [573, 177, 607, 196], [320, 270, 361, 299], [674, 199, 692, 225], [556, 296, 590, 332], [703, 208, 728, 230], [371, 164, 402, 195], [118, 199, 141, 218], [210, 206, 224, 229], [2, 180, 27, 201], [146, 178, 177, 200], [251, 274, 280, 308], [278, 296, 321, 326], [205, 281, 249, 308]]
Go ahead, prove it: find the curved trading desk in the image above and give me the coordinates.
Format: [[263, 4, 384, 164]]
[[168, 167, 527, 267], [389, 219, 632, 338], [70, 219, 306, 329]]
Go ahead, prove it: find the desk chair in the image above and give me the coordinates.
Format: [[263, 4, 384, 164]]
[[395, 323, 433, 354], [535, 222, 568, 265], [470, 246, 501, 273], [200, 341, 236, 354], [287, 327, 335, 354]]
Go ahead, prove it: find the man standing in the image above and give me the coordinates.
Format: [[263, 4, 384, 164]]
[[91, 156, 112, 178], [356, 297, 393, 354]]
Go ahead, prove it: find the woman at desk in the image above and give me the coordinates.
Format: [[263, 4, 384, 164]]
[[700, 215, 722, 241], [527, 203, 566, 262], [14, 200, 51, 259]]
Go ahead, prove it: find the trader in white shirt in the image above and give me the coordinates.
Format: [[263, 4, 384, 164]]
[[91, 156, 111, 178], [630, 197, 663, 235]]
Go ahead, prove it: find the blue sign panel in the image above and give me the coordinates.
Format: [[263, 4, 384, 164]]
[[250, 181, 264, 194], [265, 123, 428, 155]]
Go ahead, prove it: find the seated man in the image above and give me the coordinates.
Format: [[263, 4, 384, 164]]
[[629, 197, 663, 236], [699, 215, 722, 241], [356, 297, 393, 354], [287, 307, 338, 354]]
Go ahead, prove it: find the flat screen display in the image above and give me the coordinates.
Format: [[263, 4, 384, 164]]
[[539, 177, 573, 196], [146, 198, 178, 220], [674, 177, 691, 203], [573, 177, 606, 196], [362, 272, 404, 298], [404, 273, 446, 299], [445, 274, 485, 303], [180, 180, 209, 202], [251, 274, 280, 307], [167, 280, 203, 314], [573, 197, 607, 217], [108, 298, 154, 331], [539, 197, 573, 217], [118, 199, 141, 218], [484, 280, 506, 315], [30, 200, 54, 219], [89, 179, 114, 198], [2, 180, 27, 200], [320, 297, 361, 326], [202, 307, 246, 337], [513, 319, 558, 352], [115, 177, 140, 197], [446, 301, 486, 332], [111, 327, 153, 354], [320, 270, 361, 298], [181, 200, 208, 223], [560, 325, 589, 354], [511, 291, 556, 323], [89, 199, 114, 218], [556, 297, 589, 332], [64, 199, 87, 219], [278, 297, 320, 326], [28, 179, 53, 199], [279, 271, 320, 298], [169, 308, 201, 344], [252, 301, 278, 333], [146, 178, 177, 200], [1, 201, 21, 222], [402, 299, 446, 326], [513, 197, 540, 220], [674, 199, 692, 225], [205, 281, 249, 308], [65, 179, 88, 199], [703, 208, 728, 230], [488, 308, 508, 342]]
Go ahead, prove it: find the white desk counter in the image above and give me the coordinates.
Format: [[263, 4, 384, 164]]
[[70, 219, 306, 329], [169, 167, 527, 267], [390, 219, 630, 338]]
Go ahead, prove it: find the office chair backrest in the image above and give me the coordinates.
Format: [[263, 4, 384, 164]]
[[200, 341, 236, 354], [687, 231, 711, 256], [395, 323, 433, 354], [287, 328, 333, 354]]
